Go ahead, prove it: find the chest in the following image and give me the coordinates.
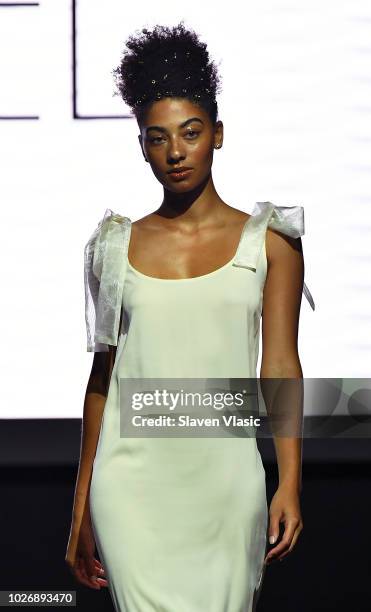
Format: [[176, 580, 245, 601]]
[[127, 218, 251, 280]]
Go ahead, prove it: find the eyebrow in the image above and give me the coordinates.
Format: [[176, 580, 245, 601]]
[[145, 117, 204, 134]]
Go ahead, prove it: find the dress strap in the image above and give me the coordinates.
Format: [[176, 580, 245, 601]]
[[233, 201, 315, 310], [84, 208, 132, 352]]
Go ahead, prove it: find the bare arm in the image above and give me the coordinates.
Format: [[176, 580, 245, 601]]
[[260, 227, 306, 564], [260, 227, 304, 494], [66, 342, 117, 563]]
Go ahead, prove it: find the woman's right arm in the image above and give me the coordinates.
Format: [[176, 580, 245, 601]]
[[65, 344, 116, 571]]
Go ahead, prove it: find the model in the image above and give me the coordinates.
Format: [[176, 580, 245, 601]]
[[66, 21, 315, 612]]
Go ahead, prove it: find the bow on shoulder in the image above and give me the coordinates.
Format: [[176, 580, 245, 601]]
[[84, 208, 130, 352], [233, 201, 315, 311]]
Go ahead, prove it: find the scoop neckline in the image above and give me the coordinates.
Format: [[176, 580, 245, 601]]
[[126, 213, 253, 282]]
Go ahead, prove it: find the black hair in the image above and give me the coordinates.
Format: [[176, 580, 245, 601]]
[[112, 21, 222, 126]]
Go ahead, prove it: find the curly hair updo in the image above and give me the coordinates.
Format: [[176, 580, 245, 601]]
[[112, 20, 223, 126]]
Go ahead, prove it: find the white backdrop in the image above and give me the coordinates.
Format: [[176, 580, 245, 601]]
[[0, 0, 370, 418]]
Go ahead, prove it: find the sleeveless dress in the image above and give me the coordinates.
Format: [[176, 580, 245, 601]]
[[84, 201, 315, 612]]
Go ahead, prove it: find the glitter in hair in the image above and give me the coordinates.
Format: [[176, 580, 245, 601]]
[[112, 21, 223, 125]]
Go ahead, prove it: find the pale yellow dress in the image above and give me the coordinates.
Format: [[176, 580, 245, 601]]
[[84, 201, 314, 612]]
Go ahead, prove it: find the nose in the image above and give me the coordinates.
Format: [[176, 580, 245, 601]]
[[167, 137, 186, 164]]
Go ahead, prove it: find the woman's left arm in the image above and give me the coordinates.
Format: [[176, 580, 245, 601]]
[[260, 227, 305, 564]]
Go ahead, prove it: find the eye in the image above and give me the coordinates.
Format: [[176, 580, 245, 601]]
[[149, 136, 164, 144], [185, 130, 199, 138]]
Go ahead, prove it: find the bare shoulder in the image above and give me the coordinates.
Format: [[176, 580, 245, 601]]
[[129, 214, 175, 263], [131, 214, 158, 229], [130, 214, 163, 240], [265, 226, 303, 267], [223, 205, 251, 227]]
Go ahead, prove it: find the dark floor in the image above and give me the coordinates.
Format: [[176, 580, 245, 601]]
[[1, 461, 370, 611]]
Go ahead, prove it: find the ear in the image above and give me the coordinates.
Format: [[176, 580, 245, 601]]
[[214, 120, 223, 149], [138, 134, 148, 162]]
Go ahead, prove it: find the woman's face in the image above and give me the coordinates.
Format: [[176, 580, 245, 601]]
[[138, 97, 223, 192]]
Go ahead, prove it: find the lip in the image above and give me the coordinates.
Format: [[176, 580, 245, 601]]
[[168, 168, 193, 180], [167, 167, 193, 174]]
